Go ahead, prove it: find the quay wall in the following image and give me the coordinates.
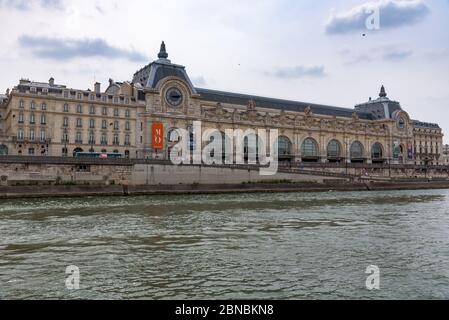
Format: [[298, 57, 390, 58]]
[[1, 156, 449, 198]]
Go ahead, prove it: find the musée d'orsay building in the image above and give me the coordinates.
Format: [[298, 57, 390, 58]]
[[0, 42, 445, 165]]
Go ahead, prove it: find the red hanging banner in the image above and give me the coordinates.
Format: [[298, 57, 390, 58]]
[[152, 123, 164, 150]]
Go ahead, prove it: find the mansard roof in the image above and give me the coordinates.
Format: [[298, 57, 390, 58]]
[[412, 120, 440, 129], [196, 88, 375, 120], [132, 61, 196, 92]]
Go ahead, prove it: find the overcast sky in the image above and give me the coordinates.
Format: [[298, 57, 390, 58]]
[[0, 0, 448, 142]]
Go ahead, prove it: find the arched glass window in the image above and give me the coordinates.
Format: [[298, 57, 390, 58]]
[[167, 128, 180, 142], [327, 140, 341, 158], [278, 136, 292, 157], [301, 138, 318, 157], [371, 143, 383, 159], [242, 134, 260, 162], [350, 141, 364, 159]]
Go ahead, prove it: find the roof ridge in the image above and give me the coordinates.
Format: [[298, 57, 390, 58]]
[[195, 87, 367, 114]]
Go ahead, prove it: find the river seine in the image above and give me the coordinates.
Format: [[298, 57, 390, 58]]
[[1, 189, 448, 299]]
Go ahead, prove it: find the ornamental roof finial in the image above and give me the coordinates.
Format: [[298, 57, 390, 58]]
[[158, 41, 168, 59], [379, 85, 387, 98]]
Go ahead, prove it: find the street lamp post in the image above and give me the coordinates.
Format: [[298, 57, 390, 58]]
[[344, 142, 349, 175], [63, 128, 68, 157]]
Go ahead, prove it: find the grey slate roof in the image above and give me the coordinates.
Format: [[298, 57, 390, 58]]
[[132, 61, 197, 94], [195, 88, 375, 120], [412, 120, 440, 129], [355, 99, 402, 120]]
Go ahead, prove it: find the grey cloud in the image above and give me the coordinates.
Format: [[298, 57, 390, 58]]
[[382, 49, 413, 61], [0, 0, 63, 10], [18, 35, 148, 62], [326, 0, 430, 35], [266, 66, 326, 79]]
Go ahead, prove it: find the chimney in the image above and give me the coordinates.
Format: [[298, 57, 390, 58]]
[[94, 82, 101, 94], [49, 77, 54, 86]]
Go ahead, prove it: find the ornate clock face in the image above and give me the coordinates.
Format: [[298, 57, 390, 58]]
[[165, 87, 183, 107]]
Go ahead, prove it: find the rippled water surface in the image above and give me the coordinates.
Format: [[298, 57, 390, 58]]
[[1, 189, 449, 299]]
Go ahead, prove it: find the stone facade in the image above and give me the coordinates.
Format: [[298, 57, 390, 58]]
[[443, 144, 449, 165], [0, 42, 445, 165]]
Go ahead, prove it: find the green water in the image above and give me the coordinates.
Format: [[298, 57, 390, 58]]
[[0, 189, 449, 299]]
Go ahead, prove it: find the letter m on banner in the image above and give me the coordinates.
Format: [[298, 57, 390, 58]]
[[152, 123, 164, 150]]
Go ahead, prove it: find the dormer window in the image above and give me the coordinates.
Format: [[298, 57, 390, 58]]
[[397, 118, 405, 129]]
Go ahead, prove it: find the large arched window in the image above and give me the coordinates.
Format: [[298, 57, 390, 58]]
[[278, 136, 292, 160], [301, 138, 318, 158], [350, 141, 364, 161], [327, 140, 341, 159], [0, 144, 8, 156], [371, 143, 384, 160], [167, 128, 181, 142], [244, 134, 259, 163], [206, 131, 229, 161], [221, 132, 233, 161]]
